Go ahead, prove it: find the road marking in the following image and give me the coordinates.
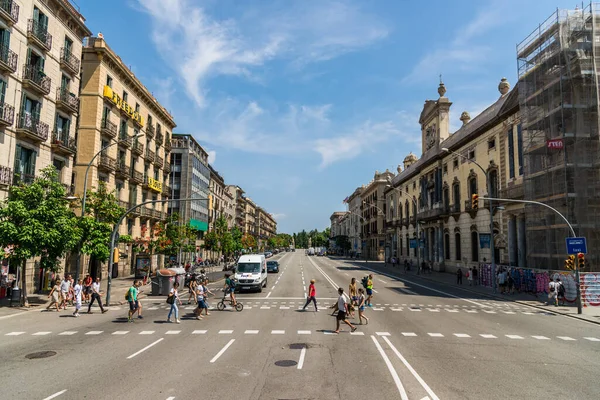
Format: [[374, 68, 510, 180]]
[[465, 310, 478, 313], [271, 330, 285, 334], [192, 330, 207, 334], [532, 335, 550, 340], [480, 334, 497, 339], [297, 346, 307, 370], [42, 389, 67, 400], [371, 336, 409, 400], [127, 338, 164, 359], [112, 331, 129, 335], [0, 311, 28, 320], [280, 306, 290, 309], [382, 336, 440, 400], [351, 331, 365, 336], [245, 330, 259, 334], [260, 306, 270, 309], [210, 339, 235, 363], [522, 312, 534, 315], [372, 307, 384, 311], [378, 279, 387, 284], [401, 332, 417, 337], [219, 330, 233, 334], [86, 331, 103, 335], [506, 335, 524, 340], [427, 333, 444, 337], [298, 330, 311, 335], [409, 308, 421, 312], [376, 332, 391, 336], [391, 308, 403, 311], [166, 397, 175, 400], [265, 291, 272, 298], [426, 308, 440, 312], [584, 337, 600, 341], [446, 309, 459, 313], [139, 331, 154, 335], [165, 330, 181, 335], [557, 336, 576, 341], [32, 331, 52, 336], [454, 333, 471, 338], [58, 331, 77, 335], [502, 311, 516, 314], [148, 307, 159, 310], [483, 310, 497, 314]]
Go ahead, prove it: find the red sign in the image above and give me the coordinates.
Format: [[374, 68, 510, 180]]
[[547, 139, 564, 149]]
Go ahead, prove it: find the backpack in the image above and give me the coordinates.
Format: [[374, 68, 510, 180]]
[[361, 276, 369, 288], [558, 283, 565, 296], [228, 278, 236, 288]]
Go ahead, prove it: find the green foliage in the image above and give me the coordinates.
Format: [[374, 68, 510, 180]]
[[203, 230, 219, 251], [230, 226, 243, 253], [153, 213, 198, 256], [335, 235, 351, 251], [241, 233, 256, 250], [291, 228, 329, 248], [118, 234, 133, 244]]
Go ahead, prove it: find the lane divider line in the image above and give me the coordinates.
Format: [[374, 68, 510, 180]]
[[210, 339, 235, 363], [127, 338, 164, 359], [42, 390, 67, 400], [297, 345, 307, 370], [371, 335, 408, 400]]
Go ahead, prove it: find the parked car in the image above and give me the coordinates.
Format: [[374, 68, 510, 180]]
[[267, 260, 279, 273]]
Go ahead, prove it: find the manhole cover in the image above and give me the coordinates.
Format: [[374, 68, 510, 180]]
[[274, 360, 298, 367], [289, 343, 306, 350], [25, 351, 56, 359]]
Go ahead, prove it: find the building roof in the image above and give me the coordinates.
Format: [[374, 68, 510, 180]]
[[58, 0, 92, 36], [172, 133, 209, 158], [208, 164, 225, 185]]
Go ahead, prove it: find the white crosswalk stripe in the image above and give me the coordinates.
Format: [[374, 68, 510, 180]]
[[139, 331, 154, 335], [401, 332, 417, 337], [245, 330, 259, 334], [428, 333, 444, 337], [506, 335, 524, 339], [59, 331, 77, 336], [165, 330, 181, 335], [32, 332, 51, 336], [219, 330, 233, 334], [584, 337, 600, 342], [192, 330, 207, 335], [112, 331, 129, 335], [5, 332, 25, 336], [557, 336, 576, 341], [454, 333, 471, 338], [86, 331, 103, 335], [480, 334, 497, 339], [532, 335, 550, 340], [298, 330, 311, 335], [271, 330, 285, 335]]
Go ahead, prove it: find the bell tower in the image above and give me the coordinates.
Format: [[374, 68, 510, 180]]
[[418, 80, 452, 155]]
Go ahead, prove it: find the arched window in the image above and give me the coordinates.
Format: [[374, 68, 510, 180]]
[[471, 231, 479, 262], [469, 175, 478, 198], [455, 232, 461, 261], [405, 201, 410, 220], [489, 169, 499, 198], [444, 233, 450, 259], [412, 197, 417, 217], [406, 233, 410, 256], [453, 182, 460, 209]]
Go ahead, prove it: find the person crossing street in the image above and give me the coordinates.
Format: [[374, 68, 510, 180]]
[[87, 277, 107, 314]]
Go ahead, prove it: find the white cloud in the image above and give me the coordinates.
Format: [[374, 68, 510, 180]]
[[207, 150, 217, 165], [137, 0, 388, 107], [270, 213, 286, 220]]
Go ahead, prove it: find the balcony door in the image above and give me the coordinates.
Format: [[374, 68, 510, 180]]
[[21, 95, 41, 127], [26, 48, 44, 70], [0, 28, 10, 60], [54, 113, 70, 140], [14, 144, 36, 181], [32, 7, 49, 34]]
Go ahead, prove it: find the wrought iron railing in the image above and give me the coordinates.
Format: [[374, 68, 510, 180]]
[[60, 47, 79, 73], [27, 19, 52, 50], [16, 112, 48, 140]]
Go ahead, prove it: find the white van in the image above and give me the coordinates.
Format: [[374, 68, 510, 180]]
[[234, 254, 268, 292]]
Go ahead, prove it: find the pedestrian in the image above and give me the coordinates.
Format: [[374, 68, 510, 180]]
[[302, 279, 318, 311], [187, 278, 197, 305], [334, 288, 357, 334], [467, 268, 473, 286], [87, 277, 106, 314], [46, 278, 61, 312], [195, 281, 206, 320], [349, 277, 358, 317], [167, 282, 182, 323], [472, 266, 478, 285], [72, 279, 83, 317], [135, 280, 144, 319], [357, 288, 369, 325], [498, 268, 507, 294], [548, 277, 560, 307], [68, 275, 75, 306], [404, 259, 409, 272], [127, 280, 139, 323], [556, 277, 565, 306], [456, 268, 463, 285], [83, 274, 93, 303], [59, 274, 71, 310], [507, 272, 514, 295], [366, 274, 374, 307]]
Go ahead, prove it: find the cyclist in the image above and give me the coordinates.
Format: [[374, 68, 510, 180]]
[[223, 273, 237, 307]]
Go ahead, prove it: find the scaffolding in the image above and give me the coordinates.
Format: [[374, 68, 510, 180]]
[[517, 2, 600, 270]]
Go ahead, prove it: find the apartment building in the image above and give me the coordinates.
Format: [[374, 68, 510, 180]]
[[244, 197, 257, 236], [76, 36, 175, 278], [0, 0, 90, 291], [256, 206, 277, 248], [361, 170, 394, 261], [208, 164, 234, 230], [346, 187, 363, 257], [228, 185, 245, 232]]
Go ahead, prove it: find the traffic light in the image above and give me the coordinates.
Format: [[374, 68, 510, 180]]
[[565, 255, 575, 270], [471, 194, 479, 210], [113, 248, 120, 263], [577, 252, 586, 269]]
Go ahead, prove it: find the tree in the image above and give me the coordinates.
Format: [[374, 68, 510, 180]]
[[154, 213, 199, 257], [79, 181, 124, 271], [230, 226, 243, 254], [241, 233, 256, 250], [203, 231, 219, 253], [0, 167, 81, 306]]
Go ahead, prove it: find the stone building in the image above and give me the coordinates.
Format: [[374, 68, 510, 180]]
[[362, 170, 395, 261]]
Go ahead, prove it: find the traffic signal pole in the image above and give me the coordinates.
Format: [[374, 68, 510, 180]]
[[480, 196, 582, 314]]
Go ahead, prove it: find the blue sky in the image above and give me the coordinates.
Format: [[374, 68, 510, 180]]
[[77, 0, 577, 234]]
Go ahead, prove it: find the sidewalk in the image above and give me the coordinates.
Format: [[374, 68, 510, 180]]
[[330, 257, 600, 325]]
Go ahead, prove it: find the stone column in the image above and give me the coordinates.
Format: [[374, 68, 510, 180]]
[[437, 225, 444, 264], [517, 215, 527, 268], [508, 215, 517, 266]]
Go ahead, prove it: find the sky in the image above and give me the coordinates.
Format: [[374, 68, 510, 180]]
[[76, 0, 578, 234]]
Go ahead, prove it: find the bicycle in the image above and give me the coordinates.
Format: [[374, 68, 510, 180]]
[[217, 292, 243, 311]]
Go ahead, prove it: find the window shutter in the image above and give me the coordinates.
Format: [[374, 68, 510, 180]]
[[39, 56, 45, 72], [14, 144, 22, 176], [33, 100, 41, 121], [0, 79, 6, 104], [33, 7, 39, 23], [30, 150, 37, 176], [26, 47, 31, 66]]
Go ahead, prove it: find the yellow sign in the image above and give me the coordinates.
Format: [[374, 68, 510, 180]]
[[103, 85, 144, 127], [148, 177, 162, 192]]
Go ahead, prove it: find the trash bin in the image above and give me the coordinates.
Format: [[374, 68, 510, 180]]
[[167, 267, 187, 289], [151, 275, 160, 296], [155, 269, 176, 296], [10, 288, 20, 306]]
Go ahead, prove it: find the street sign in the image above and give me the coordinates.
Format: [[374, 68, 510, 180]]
[[566, 237, 587, 254], [479, 233, 491, 249], [409, 239, 417, 249]]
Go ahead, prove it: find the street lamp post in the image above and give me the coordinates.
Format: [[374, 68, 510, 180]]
[[75, 133, 143, 283], [442, 147, 497, 293], [386, 183, 421, 273], [105, 197, 206, 306]]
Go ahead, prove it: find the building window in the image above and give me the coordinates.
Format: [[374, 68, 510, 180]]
[[32, 7, 49, 35], [489, 169, 499, 198], [444, 233, 450, 259], [443, 163, 447, 174], [508, 127, 515, 179], [26, 48, 45, 71], [14, 145, 36, 182], [468, 150, 475, 160], [453, 158, 459, 169], [116, 181, 123, 199], [135, 103, 140, 113], [99, 174, 108, 183], [127, 219, 134, 235], [517, 124, 523, 176], [406, 234, 410, 256], [64, 36, 73, 56], [455, 232, 461, 261], [488, 138, 496, 150], [471, 231, 479, 262], [102, 106, 110, 123], [412, 182, 416, 190], [469, 176, 477, 198], [106, 75, 112, 88], [123, 91, 128, 102], [54, 113, 70, 140]]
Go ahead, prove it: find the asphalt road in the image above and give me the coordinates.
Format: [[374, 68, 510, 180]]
[[1, 251, 599, 400]]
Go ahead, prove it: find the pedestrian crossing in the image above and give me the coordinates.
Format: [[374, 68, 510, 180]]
[[3, 328, 599, 343]]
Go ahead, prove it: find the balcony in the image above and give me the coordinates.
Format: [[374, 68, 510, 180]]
[[410, 215, 416, 225], [51, 131, 76, 155], [143, 175, 162, 193], [132, 140, 144, 155], [155, 155, 163, 169], [16, 113, 48, 142], [118, 200, 129, 210], [98, 154, 116, 172], [130, 169, 143, 184], [128, 202, 141, 216], [140, 207, 152, 219], [0, 102, 14, 127], [60, 48, 79, 75], [464, 200, 476, 213], [22, 65, 51, 96], [164, 138, 171, 152], [163, 161, 171, 174], [145, 149, 155, 163], [118, 132, 132, 148], [13, 171, 35, 185], [500, 184, 524, 200], [0, 43, 17, 73], [0, 0, 19, 25], [146, 124, 155, 139], [162, 184, 172, 197], [156, 130, 163, 145], [115, 160, 129, 179], [402, 217, 409, 227], [62, 183, 75, 196], [27, 19, 52, 51], [0, 165, 12, 186], [101, 118, 117, 138], [417, 203, 445, 221], [450, 203, 461, 215], [56, 87, 78, 114]]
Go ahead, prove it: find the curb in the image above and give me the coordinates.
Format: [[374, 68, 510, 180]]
[[333, 257, 600, 327]]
